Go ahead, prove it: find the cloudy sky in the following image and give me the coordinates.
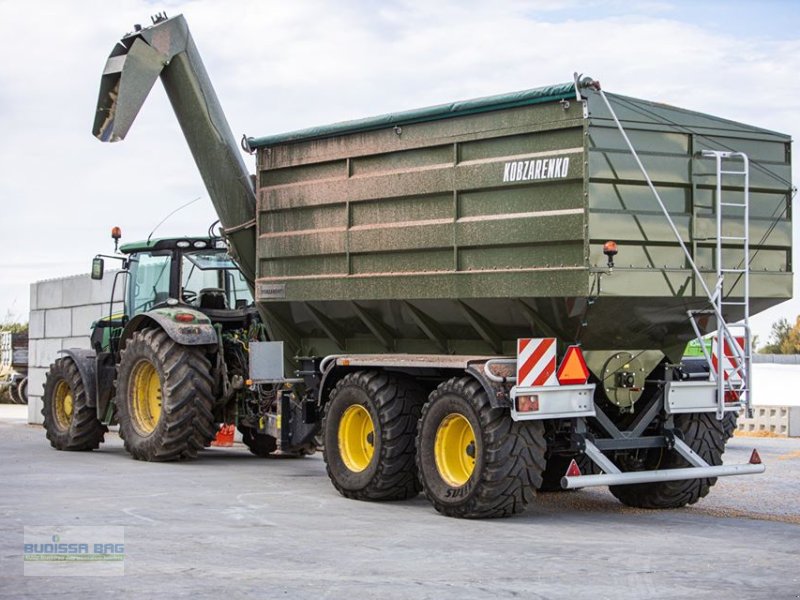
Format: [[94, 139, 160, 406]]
[[0, 0, 798, 343]]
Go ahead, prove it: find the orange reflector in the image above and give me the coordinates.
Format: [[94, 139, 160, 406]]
[[175, 313, 195, 323], [565, 459, 582, 477], [557, 346, 590, 385], [749, 449, 762, 465]]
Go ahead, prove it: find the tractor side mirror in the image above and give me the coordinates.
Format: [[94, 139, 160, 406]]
[[91, 257, 105, 280]]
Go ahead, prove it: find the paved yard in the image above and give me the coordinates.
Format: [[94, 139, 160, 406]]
[[0, 405, 798, 599]]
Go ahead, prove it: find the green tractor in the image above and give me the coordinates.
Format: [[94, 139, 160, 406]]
[[41, 231, 308, 460]]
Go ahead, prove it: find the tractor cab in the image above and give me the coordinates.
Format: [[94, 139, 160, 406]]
[[90, 235, 255, 356], [121, 237, 253, 317]]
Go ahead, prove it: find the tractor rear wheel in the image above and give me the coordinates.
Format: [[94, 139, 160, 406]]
[[323, 370, 424, 501], [609, 412, 725, 509], [42, 358, 106, 450], [416, 377, 546, 518], [116, 329, 214, 461]]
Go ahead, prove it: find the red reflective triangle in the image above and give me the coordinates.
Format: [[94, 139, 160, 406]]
[[565, 458, 582, 477], [749, 449, 762, 465], [557, 346, 590, 385]]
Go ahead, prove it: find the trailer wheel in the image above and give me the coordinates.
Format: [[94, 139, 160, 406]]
[[323, 370, 424, 501], [416, 377, 546, 518], [238, 425, 277, 457], [42, 358, 106, 451], [116, 329, 214, 461], [609, 412, 724, 509]]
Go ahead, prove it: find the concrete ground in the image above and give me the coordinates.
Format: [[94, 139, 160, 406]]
[[0, 403, 798, 599]]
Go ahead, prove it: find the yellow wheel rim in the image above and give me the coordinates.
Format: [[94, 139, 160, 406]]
[[434, 413, 476, 487], [53, 380, 74, 431], [338, 404, 375, 472], [130, 360, 162, 436]]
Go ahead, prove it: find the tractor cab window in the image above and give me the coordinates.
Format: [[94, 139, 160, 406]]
[[127, 251, 172, 316], [181, 250, 253, 310]]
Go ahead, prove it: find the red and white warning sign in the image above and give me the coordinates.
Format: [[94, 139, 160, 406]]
[[711, 336, 745, 383], [517, 338, 558, 387]]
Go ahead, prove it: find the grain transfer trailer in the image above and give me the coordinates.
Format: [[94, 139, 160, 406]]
[[82, 14, 794, 517]]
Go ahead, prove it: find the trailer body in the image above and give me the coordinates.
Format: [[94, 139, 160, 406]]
[[246, 87, 791, 363]]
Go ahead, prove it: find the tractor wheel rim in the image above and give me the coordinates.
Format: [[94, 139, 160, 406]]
[[53, 380, 74, 430], [130, 360, 162, 436], [338, 404, 375, 472], [434, 413, 476, 487]]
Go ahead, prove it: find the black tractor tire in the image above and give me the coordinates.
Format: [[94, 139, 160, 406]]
[[323, 370, 425, 501], [116, 329, 215, 462], [42, 358, 106, 451], [8, 381, 21, 404], [238, 425, 278, 457], [416, 377, 547, 518], [609, 412, 725, 509]]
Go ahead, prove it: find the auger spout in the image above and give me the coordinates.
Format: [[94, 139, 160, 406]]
[[93, 14, 257, 284]]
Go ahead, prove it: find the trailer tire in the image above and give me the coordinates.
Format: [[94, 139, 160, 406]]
[[323, 370, 425, 501], [416, 377, 546, 518], [116, 328, 214, 461], [609, 412, 724, 509], [42, 358, 106, 451], [722, 412, 738, 440]]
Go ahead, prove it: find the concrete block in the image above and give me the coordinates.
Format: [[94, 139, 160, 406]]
[[790, 407, 800, 437], [72, 304, 103, 337], [28, 395, 44, 425], [29, 283, 38, 312], [29, 310, 46, 339], [27, 367, 48, 400], [737, 405, 800, 437], [62, 275, 92, 308], [62, 337, 91, 350], [36, 279, 63, 310], [45, 308, 72, 338], [31, 339, 62, 369]]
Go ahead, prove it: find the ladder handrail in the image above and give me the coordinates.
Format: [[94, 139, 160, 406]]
[[594, 86, 752, 419]]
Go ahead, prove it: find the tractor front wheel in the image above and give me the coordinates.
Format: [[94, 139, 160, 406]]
[[42, 358, 106, 451]]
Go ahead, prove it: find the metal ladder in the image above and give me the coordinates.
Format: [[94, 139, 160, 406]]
[[594, 86, 752, 420], [689, 151, 752, 418]]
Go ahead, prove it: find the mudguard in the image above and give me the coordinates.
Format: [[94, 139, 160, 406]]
[[57, 348, 98, 408], [120, 307, 218, 349]]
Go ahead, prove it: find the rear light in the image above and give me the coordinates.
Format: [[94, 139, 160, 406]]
[[175, 313, 195, 323], [724, 390, 741, 403], [515, 395, 539, 412]]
